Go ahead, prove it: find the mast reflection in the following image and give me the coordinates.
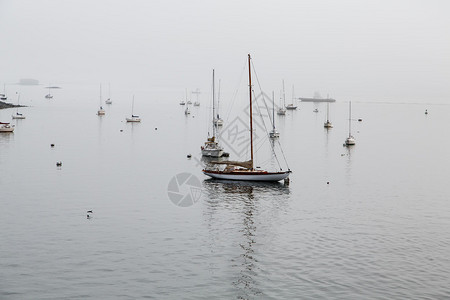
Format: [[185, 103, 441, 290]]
[[202, 180, 289, 298]]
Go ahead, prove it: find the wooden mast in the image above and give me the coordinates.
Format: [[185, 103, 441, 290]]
[[248, 54, 253, 170]]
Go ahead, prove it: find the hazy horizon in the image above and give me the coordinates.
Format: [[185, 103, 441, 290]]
[[1, 0, 449, 103]]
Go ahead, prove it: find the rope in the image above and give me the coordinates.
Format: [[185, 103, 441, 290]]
[[225, 58, 247, 123], [251, 60, 290, 171]]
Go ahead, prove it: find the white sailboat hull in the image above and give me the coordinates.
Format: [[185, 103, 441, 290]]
[[324, 122, 333, 128], [269, 130, 280, 138], [12, 115, 25, 119], [0, 126, 14, 132], [126, 117, 141, 122], [203, 170, 290, 182], [345, 137, 355, 145]]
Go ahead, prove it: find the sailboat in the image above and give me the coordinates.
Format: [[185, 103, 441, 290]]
[[213, 79, 224, 126], [285, 85, 297, 110], [126, 95, 141, 122], [345, 101, 355, 145], [0, 122, 14, 132], [12, 93, 25, 119], [201, 69, 224, 158], [269, 91, 279, 138], [105, 83, 112, 104], [45, 85, 53, 99], [0, 84, 7, 100], [324, 102, 333, 128], [277, 81, 287, 115], [193, 89, 201, 106], [97, 85, 105, 115], [203, 54, 291, 181]]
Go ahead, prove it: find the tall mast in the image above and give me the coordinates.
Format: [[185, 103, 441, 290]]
[[248, 54, 253, 169], [282, 79, 286, 107], [99, 84, 102, 106], [327, 102, 329, 121], [217, 79, 221, 119], [349, 101, 352, 137], [132, 95, 135, 115], [292, 85, 294, 105], [212, 69, 216, 138], [272, 91, 275, 130]]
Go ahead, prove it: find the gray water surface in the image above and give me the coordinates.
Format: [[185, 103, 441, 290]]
[[1, 85, 449, 299]]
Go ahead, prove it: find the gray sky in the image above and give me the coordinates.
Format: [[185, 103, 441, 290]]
[[1, 0, 449, 102]]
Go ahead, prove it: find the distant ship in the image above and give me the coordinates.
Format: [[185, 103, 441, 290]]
[[299, 92, 336, 103]]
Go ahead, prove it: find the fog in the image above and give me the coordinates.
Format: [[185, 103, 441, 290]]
[[1, 0, 449, 102]]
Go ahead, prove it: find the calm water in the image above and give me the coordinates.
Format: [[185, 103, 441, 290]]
[[1, 85, 450, 299]]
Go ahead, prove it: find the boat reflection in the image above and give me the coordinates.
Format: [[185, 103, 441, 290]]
[[202, 179, 289, 298]]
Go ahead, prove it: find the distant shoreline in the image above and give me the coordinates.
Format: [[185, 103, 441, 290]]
[[0, 100, 24, 109]]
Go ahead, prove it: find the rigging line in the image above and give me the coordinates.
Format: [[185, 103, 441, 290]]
[[250, 62, 284, 170], [225, 57, 248, 123], [252, 89, 283, 170], [276, 137, 290, 170], [251, 61, 290, 171]]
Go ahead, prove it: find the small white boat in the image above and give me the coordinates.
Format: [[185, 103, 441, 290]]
[[126, 95, 141, 122], [201, 70, 224, 158], [185, 106, 190, 115], [345, 101, 355, 146], [278, 80, 288, 115], [285, 85, 297, 110], [202, 136, 224, 157], [213, 118, 223, 126], [97, 107, 105, 115], [126, 115, 141, 122], [105, 98, 112, 104], [324, 103, 333, 128], [313, 108, 319, 113], [0, 122, 14, 132], [269, 91, 280, 138], [97, 84, 105, 115], [45, 85, 53, 99], [12, 93, 25, 119], [345, 136, 355, 145], [179, 100, 186, 105], [192, 89, 201, 106], [12, 112, 25, 120], [277, 107, 286, 115], [0, 84, 6, 100]]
